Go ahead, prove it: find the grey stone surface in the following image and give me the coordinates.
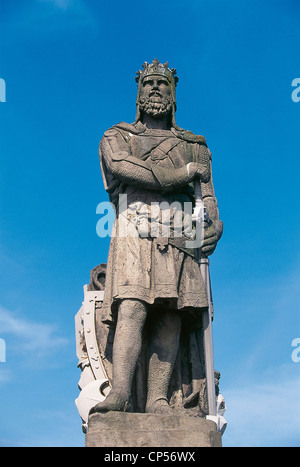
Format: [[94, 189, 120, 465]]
[[85, 412, 222, 448], [75, 59, 226, 442], [92, 59, 223, 418]]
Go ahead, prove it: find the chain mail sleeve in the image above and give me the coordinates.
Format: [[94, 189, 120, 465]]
[[201, 150, 223, 241], [99, 128, 195, 193]]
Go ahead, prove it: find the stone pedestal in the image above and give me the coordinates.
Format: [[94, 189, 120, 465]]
[[85, 412, 222, 447]]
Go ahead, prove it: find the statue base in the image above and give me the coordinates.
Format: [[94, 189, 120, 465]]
[[85, 412, 222, 448]]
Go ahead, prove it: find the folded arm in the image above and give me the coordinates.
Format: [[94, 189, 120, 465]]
[[100, 129, 209, 192]]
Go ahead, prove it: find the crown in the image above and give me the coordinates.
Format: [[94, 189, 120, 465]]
[[135, 59, 179, 86]]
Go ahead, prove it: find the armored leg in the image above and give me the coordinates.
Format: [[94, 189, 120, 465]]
[[93, 299, 147, 413], [146, 310, 182, 414]]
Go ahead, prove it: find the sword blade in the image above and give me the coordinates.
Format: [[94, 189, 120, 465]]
[[194, 179, 216, 417]]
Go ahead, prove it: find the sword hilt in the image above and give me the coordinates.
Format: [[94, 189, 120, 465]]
[[193, 178, 210, 224]]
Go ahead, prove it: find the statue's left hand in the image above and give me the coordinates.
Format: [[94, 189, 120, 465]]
[[202, 223, 219, 256]]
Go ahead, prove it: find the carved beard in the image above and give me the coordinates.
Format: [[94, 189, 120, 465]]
[[138, 94, 173, 119]]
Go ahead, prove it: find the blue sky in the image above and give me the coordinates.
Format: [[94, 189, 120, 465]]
[[0, 0, 299, 447]]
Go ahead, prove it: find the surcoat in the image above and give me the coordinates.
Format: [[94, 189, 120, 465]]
[[99, 121, 222, 325]]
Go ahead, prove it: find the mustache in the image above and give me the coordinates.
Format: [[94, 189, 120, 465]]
[[149, 90, 162, 98]]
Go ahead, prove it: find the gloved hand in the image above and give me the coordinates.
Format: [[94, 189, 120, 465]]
[[202, 222, 219, 256], [186, 162, 210, 183]]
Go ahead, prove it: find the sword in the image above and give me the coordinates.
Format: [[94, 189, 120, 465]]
[[193, 178, 217, 418]]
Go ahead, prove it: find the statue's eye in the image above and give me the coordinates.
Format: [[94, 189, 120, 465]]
[[143, 80, 153, 87]]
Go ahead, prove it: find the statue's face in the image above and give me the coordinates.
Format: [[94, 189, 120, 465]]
[[138, 74, 173, 119]]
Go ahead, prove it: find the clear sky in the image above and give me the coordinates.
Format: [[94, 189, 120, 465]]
[[0, 0, 299, 447]]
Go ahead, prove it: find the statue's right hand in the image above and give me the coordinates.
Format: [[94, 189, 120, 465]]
[[153, 162, 210, 192], [186, 162, 210, 183]]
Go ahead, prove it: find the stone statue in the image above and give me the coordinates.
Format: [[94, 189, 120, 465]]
[[76, 60, 224, 427]]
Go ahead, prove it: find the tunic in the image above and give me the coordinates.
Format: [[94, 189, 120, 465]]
[[98, 121, 222, 325]]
